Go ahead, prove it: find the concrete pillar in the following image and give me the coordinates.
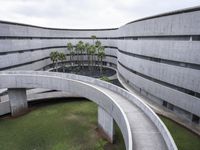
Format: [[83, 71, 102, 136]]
[[98, 106, 114, 143], [8, 88, 28, 116]]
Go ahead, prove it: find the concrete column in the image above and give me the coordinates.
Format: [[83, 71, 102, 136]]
[[8, 88, 28, 116], [98, 106, 114, 143]]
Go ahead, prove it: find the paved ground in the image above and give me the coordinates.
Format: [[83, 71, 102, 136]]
[[93, 84, 168, 150], [117, 73, 200, 136]]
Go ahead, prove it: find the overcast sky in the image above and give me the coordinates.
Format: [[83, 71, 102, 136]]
[[0, 0, 199, 29]]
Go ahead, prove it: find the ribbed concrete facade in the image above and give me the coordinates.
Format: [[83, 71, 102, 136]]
[[0, 7, 200, 123]]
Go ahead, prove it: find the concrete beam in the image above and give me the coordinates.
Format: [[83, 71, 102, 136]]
[[98, 106, 114, 143], [8, 88, 28, 116]]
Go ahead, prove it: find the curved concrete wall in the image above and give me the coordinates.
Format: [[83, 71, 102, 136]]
[[0, 72, 131, 150], [0, 71, 179, 150], [0, 7, 200, 122]]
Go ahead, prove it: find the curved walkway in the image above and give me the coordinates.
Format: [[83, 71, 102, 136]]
[[0, 71, 177, 150], [117, 73, 200, 136]]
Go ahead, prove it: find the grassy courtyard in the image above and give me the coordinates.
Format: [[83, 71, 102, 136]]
[[0, 100, 200, 150], [160, 116, 200, 150], [0, 100, 125, 150]]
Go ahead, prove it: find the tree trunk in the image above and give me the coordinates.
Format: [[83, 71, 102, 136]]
[[56, 61, 58, 72], [62, 64, 65, 72], [72, 56, 73, 67], [81, 51, 83, 68], [88, 54, 90, 70], [76, 52, 78, 66], [91, 55, 93, 71], [100, 58, 103, 75], [70, 54, 72, 67], [53, 61, 55, 70]]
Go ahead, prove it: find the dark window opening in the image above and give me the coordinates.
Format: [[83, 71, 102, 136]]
[[163, 101, 168, 107], [167, 103, 174, 111], [192, 114, 200, 124], [192, 35, 200, 41], [185, 90, 195, 96]]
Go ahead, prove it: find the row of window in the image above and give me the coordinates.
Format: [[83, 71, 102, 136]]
[[0, 35, 199, 41], [0, 54, 117, 71], [118, 71, 200, 124], [163, 101, 199, 124], [118, 61, 200, 99], [116, 48, 200, 70]]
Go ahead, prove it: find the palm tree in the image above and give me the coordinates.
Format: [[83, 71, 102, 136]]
[[50, 51, 59, 71], [58, 52, 66, 72], [95, 40, 101, 47], [75, 42, 80, 67], [67, 42, 74, 66], [98, 46, 105, 75], [91, 35, 96, 45], [79, 41, 85, 68], [89, 45, 96, 71], [85, 42, 90, 69], [76, 41, 84, 67], [95, 40, 102, 67], [70, 49, 75, 67]]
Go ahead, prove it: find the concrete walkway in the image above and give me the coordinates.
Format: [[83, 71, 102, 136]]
[[0, 71, 177, 150], [117, 73, 200, 136], [95, 85, 167, 150]]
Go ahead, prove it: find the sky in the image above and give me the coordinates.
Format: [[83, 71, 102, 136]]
[[0, 0, 199, 29]]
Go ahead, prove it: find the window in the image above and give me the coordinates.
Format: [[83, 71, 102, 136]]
[[163, 101, 168, 107], [192, 114, 199, 124]]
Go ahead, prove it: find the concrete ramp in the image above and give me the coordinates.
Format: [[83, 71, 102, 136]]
[[0, 71, 177, 150]]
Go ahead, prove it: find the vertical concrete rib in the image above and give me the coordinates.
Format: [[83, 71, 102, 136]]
[[98, 106, 114, 143], [8, 88, 28, 116]]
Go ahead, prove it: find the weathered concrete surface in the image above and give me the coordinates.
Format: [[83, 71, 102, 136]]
[[8, 88, 28, 116], [98, 106, 114, 143], [0, 71, 178, 150], [117, 72, 200, 136], [1, 6, 200, 149], [1, 7, 200, 124], [0, 101, 10, 115]]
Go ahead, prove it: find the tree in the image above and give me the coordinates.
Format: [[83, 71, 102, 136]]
[[89, 45, 96, 71], [50, 51, 59, 71], [79, 41, 85, 68], [91, 35, 96, 45], [75, 42, 80, 66], [76, 41, 84, 67], [95, 40, 101, 48], [85, 42, 90, 69], [58, 52, 66, 72], [98, 46, 105, 75], [95, 40, 102, 67], [67, 42, 74, 66]]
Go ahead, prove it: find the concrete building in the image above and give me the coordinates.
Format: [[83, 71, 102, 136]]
[[0, 71, 178, 150], [0, 6, 200, 149], [1, 6, 199, 124]]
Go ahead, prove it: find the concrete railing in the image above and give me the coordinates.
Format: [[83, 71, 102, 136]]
[[0, 71, 132, 150], [0, 71, 177, 150]]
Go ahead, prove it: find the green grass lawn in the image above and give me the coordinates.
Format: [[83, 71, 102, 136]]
[[160, 116, 200, 150], [1, 100, 200, 150], [0, 100, 125, 150]]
